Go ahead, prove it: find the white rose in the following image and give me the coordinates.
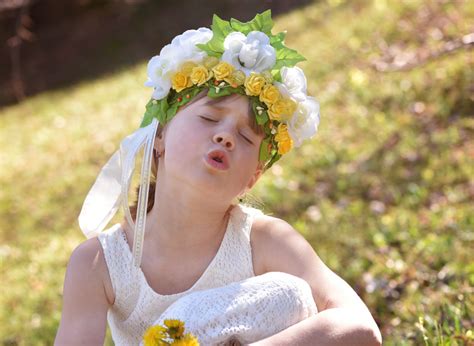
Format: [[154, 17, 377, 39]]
[[274, 66, 307, 102], [144, 55, 173, 99], [145, 28, 212, 99], [170, 27, 213, 62], [287, 96, 320, 147], [222, 31, 276, 76]]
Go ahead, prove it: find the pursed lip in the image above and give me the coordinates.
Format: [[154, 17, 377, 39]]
[[204, 149, 230, 170]]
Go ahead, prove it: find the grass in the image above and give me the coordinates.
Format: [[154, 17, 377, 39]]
[[1, 0, 472, 344]]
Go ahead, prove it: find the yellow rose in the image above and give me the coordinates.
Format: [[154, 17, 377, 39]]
[[274, 123, 293, 155], [268, 98, 296, 121], [171, 71, 193, 92], [190, 65, 212, 86], [212, 61, 235, 81], [203, 56, 220, 69], [226, 70, 246, 87], [259, 84, 281, 107], [261, 70, 274, 83], [244, 73, 266, 96], [180, 61, 198, 76], [284, 98, 297, 114]]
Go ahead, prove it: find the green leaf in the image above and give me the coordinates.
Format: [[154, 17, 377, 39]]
[[265, 152, 282, 169], [270, 30, 306, 74], [270, 31, 286, 46], [141, 98, 168, 127], [271, 69, 282, 82], [176, 85, 203, 106], [196, 14, 233, 57], [157, 98, 170, 123], [212, 13, 234, 38], [251, 98, 269, 125], [259, 137, 271, 163], [206, 83, 243, 98], [166, 103, 178, 122], [230, 9, 274, 36], [257, 110, 269, 125], [195, 43, 221, 58], [207, 85, 232, 98], [274, 46, 307, 68], [140, 100, 156, 127]]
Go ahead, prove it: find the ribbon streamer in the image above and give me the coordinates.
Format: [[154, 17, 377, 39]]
[[78, 118, 159, 268]]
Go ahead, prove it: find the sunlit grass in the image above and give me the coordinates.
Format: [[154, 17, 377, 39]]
[[1, 0, 473, 344]]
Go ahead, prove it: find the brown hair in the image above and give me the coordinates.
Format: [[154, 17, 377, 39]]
[[129, 88, 265, 222]]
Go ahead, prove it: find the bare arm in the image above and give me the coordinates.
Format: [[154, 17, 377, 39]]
[[249, 216, 382, 346], [55, 238, 112, 346]]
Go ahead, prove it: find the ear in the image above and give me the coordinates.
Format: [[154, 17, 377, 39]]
[[154, 126, 166, 152]]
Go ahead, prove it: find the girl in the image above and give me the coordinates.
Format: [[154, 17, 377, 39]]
[[55, 10, 382, 346]]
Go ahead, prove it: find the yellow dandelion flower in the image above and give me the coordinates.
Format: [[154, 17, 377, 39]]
[[170, 333, 200, 346], [164, 319, 185, 339], [143, 325, 168, 346]]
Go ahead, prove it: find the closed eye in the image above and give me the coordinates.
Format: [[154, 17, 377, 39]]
[[200, 115, 253, 144], [199, 116, 217, 122], [241, 134, 253, 144]]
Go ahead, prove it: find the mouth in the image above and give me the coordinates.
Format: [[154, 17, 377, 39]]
[[204, 149, 230, 171]]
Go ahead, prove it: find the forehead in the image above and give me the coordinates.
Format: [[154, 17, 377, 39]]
[[199, 94, 253, 122]]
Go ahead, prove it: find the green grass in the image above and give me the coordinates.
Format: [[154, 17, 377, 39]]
[[1, 0, 473, 344]]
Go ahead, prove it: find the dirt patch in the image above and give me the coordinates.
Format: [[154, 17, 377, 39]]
[[0, 0, 313, 108]]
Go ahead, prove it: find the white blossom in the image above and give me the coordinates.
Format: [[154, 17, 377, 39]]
[[287, 96, 320, 147], [144, 28, 212, 99], [222, 31, 276, 76], [274, 66, 307, 102]]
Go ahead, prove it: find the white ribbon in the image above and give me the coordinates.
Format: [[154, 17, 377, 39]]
[[78, 118, 159, 268]]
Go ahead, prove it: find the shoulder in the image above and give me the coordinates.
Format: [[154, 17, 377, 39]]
[[67, 237, 115, 305], [250, 214, 324, 280], [69, 237, 105, 275], [250, 214, 371, 314], [55, 238, 111, 344]]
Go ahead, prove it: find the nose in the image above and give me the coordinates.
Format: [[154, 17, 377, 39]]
[[213, 130, 235, 150]]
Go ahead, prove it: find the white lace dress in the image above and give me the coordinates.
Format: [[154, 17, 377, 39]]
[[98, 203, 317, 345]]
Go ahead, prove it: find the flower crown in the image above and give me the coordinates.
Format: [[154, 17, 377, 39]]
[[141, 10, 320, 170]]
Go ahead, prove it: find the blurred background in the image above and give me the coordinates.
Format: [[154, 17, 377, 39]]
[[0, 0, 472, 344]]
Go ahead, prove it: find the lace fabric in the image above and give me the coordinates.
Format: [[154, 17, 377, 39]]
[[152, 271, 318, 346], [98, 203, 264, 345]]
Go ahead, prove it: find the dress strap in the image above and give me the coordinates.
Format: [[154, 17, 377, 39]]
[[97, 224, 141, 319], [232, 204, 265, 241]]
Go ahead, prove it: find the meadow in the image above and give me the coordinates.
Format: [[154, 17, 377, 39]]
[[0, 0, 472, 344]]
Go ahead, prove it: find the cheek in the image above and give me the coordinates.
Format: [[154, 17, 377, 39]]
[[233, 149, 260, 183], [164, 120, 206, 160]]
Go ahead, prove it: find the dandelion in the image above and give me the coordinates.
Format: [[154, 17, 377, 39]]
[[143, 325, 168, 346], [143, 318, 200, 346], [164, 319, 185, 339]]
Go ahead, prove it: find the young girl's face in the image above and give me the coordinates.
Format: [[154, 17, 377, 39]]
[[156, 93, 265, 203]]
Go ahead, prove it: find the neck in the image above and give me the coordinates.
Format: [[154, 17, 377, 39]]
[[123, 175, 236, 257]]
